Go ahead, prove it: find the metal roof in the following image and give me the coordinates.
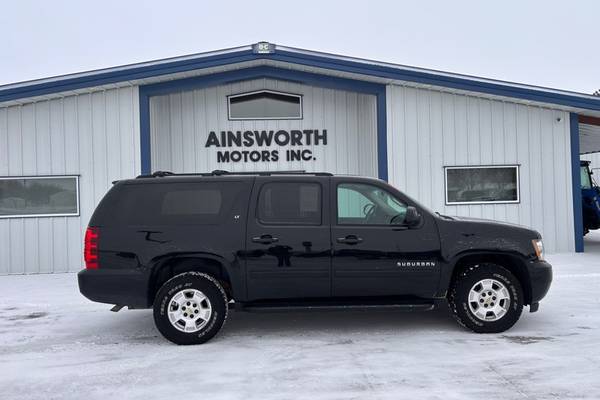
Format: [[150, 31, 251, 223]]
[[1, 42, 600, 112]]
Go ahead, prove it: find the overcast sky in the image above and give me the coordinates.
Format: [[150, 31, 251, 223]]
[[1, 0, 598, 94]]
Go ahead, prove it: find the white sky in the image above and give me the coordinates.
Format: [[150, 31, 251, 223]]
[[1, 0, 598, 94]]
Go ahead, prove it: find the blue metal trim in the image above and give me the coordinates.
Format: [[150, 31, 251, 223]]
[[138, 66, 388, 180], [140, 66, 385, 97], [570, 113, 584, 252], [270, 50, 600, 112], [0, 50, 257, 102], [376, 90, 388, 181], [3, 46, 600, 113], [139, 93, 151, 174]]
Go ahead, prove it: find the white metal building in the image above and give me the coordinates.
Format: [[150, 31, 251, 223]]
[[1, 42, 600, 274]]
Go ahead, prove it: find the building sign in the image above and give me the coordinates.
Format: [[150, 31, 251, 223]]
[[252, 42, 275, 54], [205, 129, 328, 163]]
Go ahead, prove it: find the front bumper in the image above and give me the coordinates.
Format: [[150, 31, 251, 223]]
[[527, 259, 553, 305], [78, 269, 150, 309]]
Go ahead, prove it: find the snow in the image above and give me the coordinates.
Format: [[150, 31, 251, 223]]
[[1, 241, 600, 400]]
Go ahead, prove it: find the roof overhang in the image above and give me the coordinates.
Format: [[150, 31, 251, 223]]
[[1, 42, 600, 116]]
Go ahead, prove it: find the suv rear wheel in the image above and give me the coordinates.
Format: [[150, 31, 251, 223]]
[[449, 263, 523, 333], [153, 272, 228, 345]]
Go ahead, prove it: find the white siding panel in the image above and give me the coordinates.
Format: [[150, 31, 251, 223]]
[[9, 219, 25, 274], [149, 79, 378, 177], [387, 85, 573, 253], [105, 90, 122, 183], [0, 86, 140, 274], [0, 108, 8, 274]]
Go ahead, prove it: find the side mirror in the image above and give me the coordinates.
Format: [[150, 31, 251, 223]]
[[404, 206, 422, 227]]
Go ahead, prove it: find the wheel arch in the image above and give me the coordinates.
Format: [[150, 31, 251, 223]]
[[148, 255, 235, 306], [445, 251, 533, 305]]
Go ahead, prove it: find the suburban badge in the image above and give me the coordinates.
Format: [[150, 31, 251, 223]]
[[396, 261, 437, 267]]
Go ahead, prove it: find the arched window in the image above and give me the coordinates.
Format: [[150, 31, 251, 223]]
[[228, 90, 302, 120]]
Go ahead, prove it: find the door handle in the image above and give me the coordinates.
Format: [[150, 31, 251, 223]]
[[252, 234, 279, 245], [336, 235, 363, 245]]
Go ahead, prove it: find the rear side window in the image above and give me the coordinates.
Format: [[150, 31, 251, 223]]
[[161, 189, 221, 215], [257, 182, 321, 225], [117, 182, 243, 226]]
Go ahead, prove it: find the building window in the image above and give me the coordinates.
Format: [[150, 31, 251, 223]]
[[445, 166, 519, 205], [257, 182, 321, 225], [228, 90, 302, 120], [0, 176, 80, 218]]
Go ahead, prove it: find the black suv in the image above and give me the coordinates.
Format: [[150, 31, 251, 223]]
[[78, 171, 552, 345]]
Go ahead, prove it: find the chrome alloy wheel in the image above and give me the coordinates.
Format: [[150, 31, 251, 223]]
[[468, 279, 511, 322], [167, 289, 212, 333]]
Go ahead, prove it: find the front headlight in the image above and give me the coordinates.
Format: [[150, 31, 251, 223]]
[[532, 239, 544, 260]]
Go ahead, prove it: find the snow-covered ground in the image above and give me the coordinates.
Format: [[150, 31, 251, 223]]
[[1, 243, 600, 400]]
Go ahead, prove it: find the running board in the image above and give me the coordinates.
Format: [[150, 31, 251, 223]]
[[234, 302, 435, 313]]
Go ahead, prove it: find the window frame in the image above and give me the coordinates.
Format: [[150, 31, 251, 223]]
[[0, 175, 80, 219], [335, 182, 409, 227], [444, 165, 520, 205], [227, 89, 303, 120], [255, 181, 323, 226]]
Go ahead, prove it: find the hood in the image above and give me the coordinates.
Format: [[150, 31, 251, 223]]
[[438, 214, 541, 238], [434, 213, 541, 258], [451, 215, 528, 229]]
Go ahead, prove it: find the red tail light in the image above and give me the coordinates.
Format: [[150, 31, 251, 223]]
[[84, 227, 99, 269]]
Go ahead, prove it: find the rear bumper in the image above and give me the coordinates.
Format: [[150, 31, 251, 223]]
[[78, 269, 150, 309], [527, 259, 553, 304]]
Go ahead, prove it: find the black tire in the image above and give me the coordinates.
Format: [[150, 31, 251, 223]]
[[448, 263, 523, 333], [153, 272, 228, 345]]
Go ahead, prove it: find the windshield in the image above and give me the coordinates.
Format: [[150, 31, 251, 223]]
[[581, 166, 592, 189]]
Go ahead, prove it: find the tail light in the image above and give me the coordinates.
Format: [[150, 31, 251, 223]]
[[84, 227, 99, 269]]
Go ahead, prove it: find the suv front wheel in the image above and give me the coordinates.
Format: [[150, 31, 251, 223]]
[[449, 263, 524, 333], [153, 272, 228, 345]]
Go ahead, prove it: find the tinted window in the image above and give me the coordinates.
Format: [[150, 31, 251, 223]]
[[162, 189, 221, 215], [258, 182, 321, 225], [445, 166, 519, 204], [0, 176, 79, 218], [337, 183, 407, 225], [228, 91, 302, 119], [118, 182, 242, 226]]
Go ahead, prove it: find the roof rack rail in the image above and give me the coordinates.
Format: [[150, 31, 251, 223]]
[[136, 170, 213, 178], [136, 170, 334, 178]]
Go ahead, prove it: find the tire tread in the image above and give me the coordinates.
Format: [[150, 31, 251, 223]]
[[153, 271, 228, 345], [448, 263, 523, 333]]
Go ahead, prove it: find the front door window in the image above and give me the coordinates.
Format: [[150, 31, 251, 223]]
[[337, 183, 407, 225]]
